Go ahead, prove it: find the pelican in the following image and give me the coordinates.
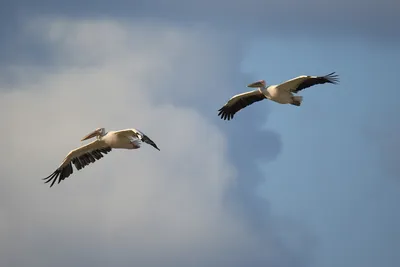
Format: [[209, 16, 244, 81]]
[[218, 72, 339, 120], [43, 128, 160, 187]]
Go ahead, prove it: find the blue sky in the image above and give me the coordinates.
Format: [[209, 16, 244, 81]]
[[1, 1, 399, 267], [242, 37, 400, 267]]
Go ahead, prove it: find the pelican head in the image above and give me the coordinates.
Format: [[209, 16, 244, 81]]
[[81, 128, 105, 141], [247, 80, 266, 88]]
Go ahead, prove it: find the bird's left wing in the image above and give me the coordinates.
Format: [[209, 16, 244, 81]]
[[277, 72, 339, 93], [42, 139, 112, 187], [218, 89, 266, 120]]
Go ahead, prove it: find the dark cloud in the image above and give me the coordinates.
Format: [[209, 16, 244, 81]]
[[1, 0, 399, 65], [4, 0, 399, 38]]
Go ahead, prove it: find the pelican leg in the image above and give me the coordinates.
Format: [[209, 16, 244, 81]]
[[291, 96, 303, 106]]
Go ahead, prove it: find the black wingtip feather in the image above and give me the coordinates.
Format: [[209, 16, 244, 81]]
[[141, 134, 160, 151], [323, 72, 340, 84], [219, 106, 237, 121], [43, 147, 112, 188], [42, 169, 61, 188], [217, 91, 266, 121]]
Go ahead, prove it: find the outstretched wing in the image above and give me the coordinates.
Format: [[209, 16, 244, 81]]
[[218, 89, 266, 120], [43, 140, 112, 187], [277, 72, 339, 93]]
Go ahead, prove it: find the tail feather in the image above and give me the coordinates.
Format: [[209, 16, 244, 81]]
[[291, 96, 303, 106]]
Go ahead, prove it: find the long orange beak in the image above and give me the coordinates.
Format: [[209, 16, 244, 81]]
[[81, 129, 100, 141]]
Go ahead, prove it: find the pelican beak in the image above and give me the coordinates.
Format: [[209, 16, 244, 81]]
[[247, 80, 264, 88], [81, 129, 100, 141]]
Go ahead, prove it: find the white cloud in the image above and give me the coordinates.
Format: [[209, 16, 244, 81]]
[[0, 18, 309, 267]]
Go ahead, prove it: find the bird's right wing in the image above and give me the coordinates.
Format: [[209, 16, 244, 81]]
[[218, 89, 266, 120], [131, 129, 160, 151], [113, 129, 160, 151], [277, 72, 339, 93], [43, 139, 112, 187]]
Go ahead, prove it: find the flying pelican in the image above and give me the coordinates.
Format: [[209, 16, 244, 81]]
[[43, 128, 160, 187], [218, 72, 339, 120]]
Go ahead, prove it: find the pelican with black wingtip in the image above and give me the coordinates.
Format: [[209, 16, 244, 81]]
[[218, 72, 339, 120], [42, 127, 160, 187]]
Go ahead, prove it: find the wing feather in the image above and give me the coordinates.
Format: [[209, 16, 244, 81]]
[[218, 89, 266, 120], [43, 140, 112, 187], [130, 129, 160, 151], [277, 72, 339, 93]]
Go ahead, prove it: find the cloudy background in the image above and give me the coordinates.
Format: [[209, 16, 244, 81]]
[[1, 0, 399, 267]]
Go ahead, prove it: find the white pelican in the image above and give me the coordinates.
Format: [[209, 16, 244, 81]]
[[43, 128, 160, 187], [218, 72, 339, 120]]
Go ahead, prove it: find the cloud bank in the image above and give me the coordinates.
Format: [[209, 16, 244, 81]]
[[0, 19, 312, 267]]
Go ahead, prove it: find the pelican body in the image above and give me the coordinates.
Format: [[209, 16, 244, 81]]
[[218, 72, 339, 120], [43, 128, 160, 187]]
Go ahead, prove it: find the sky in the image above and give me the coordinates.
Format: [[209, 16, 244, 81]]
[[1, 1, 399, 267]]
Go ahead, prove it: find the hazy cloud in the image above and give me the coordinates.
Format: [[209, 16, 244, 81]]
[[0, 19, 310, 267]]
